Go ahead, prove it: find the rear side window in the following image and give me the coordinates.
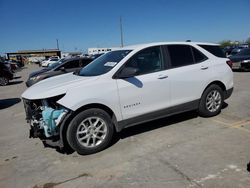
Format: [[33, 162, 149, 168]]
[[191, 47, 208, 63], [167, 45, 194, 68], [237, 48, 250, 56], [64, 60, 80, 69], [199, 45, 226, 58]]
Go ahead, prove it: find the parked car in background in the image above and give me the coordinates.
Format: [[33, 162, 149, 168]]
[[28, 57, 45, 64], [229, 48, 250, 71], [230, 46, 247, 56], [0, 61, 14, 86], [3, 60, 18, 72], [89, 53, 104, 59], [22, 42, 233, 155], [223, 46, 235, 57], [26, 57, 93, 87], [16, 56, 25, 67], [41, 56, 60, 67]]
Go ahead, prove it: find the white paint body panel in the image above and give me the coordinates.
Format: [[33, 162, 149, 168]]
[[116, 70, 170, 120]]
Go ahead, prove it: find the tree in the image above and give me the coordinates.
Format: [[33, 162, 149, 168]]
[[219, 40, 233, 48], [245, 37, 250, 44]]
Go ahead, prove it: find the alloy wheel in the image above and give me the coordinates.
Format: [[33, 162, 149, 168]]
[[76, 117, 107, 148], [205, 90, 222, 112]]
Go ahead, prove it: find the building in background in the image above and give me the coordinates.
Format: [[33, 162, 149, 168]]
[[6, 49, 61, 61], [61, 51, 82, 58]]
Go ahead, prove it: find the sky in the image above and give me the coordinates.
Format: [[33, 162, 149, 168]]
[[0, 0, 250, 53]]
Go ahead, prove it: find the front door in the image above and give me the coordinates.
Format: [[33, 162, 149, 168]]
[[116, 46, 171, 120]]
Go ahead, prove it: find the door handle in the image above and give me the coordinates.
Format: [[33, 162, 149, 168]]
[[158, 75, 168, 79], [201, 66, 208, 70]]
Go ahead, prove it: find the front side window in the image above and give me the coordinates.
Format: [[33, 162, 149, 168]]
[[167, 45, 194, 68], [124, 46, 163, 75], [78, 50, 131, 76]]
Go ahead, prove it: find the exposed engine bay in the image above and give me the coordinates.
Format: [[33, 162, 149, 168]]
[[23, 95, 68, 139]]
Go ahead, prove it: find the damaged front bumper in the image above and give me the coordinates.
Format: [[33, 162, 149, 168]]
[[23, 95, 71, 149]]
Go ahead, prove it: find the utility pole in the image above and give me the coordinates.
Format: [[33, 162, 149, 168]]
[[120, 16, 124, 47], [56, 39, 59, 50]]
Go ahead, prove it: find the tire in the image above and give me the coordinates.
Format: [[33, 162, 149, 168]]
[[66, 108, 114, 155], [198, 84, 224, 117], [0, 76, 9, 86]]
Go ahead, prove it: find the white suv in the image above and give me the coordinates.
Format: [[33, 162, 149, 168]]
[[22, 42, 233, 154]]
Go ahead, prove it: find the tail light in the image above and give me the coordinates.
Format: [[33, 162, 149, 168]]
[[226, 60, 233, 68]]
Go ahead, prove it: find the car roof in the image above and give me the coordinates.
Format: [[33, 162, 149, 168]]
[[63, 56, 91, 62], [119, 41, 219, 51]]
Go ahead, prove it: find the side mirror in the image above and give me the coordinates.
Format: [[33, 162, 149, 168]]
[[118, 67, 139, 79], [59, 66, 66, 72]]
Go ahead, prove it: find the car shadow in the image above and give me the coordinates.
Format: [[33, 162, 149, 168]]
[[107, 110, 199, 150], [42, 140, 75, 155], [54, 111, 198, 155], [124, 77, 143, 88], [53, 103, 229, 155], [222, 101, 228, 109], [233, 70, 249, 73], [117, 110, 198, 139], [0, 98, 21, 110], [111, 102, 229, 146], [8, 80, 23, 85]]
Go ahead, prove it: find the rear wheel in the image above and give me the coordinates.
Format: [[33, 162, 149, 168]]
[[66, 108, 114, 155], [0, 76, 9, 86], [199, 84, 224, 117]]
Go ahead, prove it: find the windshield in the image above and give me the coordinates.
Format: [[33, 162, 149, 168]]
[[237, 48, 250, 56], [78, 50, 131, 76]]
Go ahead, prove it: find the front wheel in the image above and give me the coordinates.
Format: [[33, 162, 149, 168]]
[[66, 108, 114, 155], [0, 76, 9, 86], [198, 84, 224, 117]]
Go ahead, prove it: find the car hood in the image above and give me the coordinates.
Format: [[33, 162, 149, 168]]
[[29, 68, 51, 78], [229, 55, 250, 62], [22, 72, 99, 100]]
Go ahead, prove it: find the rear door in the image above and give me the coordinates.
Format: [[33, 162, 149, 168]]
[[163, 45, 213, 107]]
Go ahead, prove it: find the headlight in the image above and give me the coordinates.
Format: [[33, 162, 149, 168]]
[[30, 75, 41, 81], [243, 59, 250, 63]]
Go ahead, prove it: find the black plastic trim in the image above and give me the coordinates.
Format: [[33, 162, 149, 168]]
[[116, 99, 199, 132], [224, 87, 233, 100]]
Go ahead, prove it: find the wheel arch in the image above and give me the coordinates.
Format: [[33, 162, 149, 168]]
[[198, 80, 226, 117], [201, 80, 226, 99], [74, 103, 118, 124], [59, 103, 119, 150], [205, 80, 226, 92]]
